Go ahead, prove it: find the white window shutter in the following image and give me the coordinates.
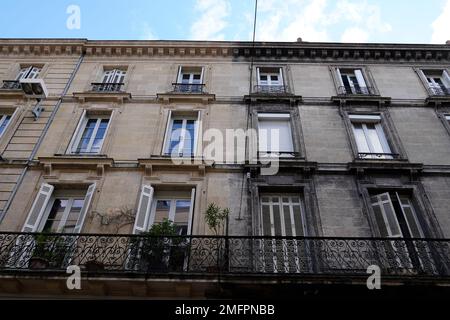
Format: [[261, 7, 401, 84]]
[[162, 110, 172, 154], [68, 109, 87, 154], [187, 187, 196, 235], [442, 70, 450, 88], [336, 68, 344, 86], [354, 69, 367, 88], [22, 183, 54, 232], [374, 193, 402, 237], [133, 185, 154, 234], [176, 66, 182, 83], [278, 67, 284, 85], [73, 183, 96, 233]]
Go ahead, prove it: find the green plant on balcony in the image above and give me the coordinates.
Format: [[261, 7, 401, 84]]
[[204, 203, 230, 272], [29, 234, 67, 269], [134, 219, 185, 272]]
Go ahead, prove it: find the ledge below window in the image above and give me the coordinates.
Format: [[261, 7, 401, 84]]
[[156, 92, 215, 104], [72, 91, 131, 103]]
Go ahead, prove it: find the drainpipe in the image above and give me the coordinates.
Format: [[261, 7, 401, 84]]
[[0, 52, 85, 224]]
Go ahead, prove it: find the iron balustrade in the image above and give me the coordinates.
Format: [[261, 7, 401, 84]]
[[338, 86, 375, 95], [253, 85, 289, 94], [357, 152, 400, 160], [172, 83, 205, 93], [0, 232, 449, 277], [1, 80, 21, 90], [91, 82, 124, 92], [427, 86, 450, 96]]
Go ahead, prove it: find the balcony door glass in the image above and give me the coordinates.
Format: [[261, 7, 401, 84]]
[[41, 197, 85, 233], [350, 115, 392, 159], [72, 116, 110, 154], [151, 198, 192, 235], [166, 116, 197, 157], [260, 194, 308, 273]]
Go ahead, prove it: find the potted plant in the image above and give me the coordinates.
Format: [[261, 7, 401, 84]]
[[138, 218, 182, 272], [204, 203, 229, 273], [29, 234, 67, 269]]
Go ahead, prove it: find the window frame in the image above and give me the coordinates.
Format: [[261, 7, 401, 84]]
[[16, 66, 42, 80], [257, 112, 295, 157], [416, 67, 450, 96], [177, 66, 204, 85], [330, 65, 379, 96], [256, 67, 284, 86], [343, 110, 406, 161], [67, 111, 112, 155], [162, 111, 200, 157], [149, 197, 194, 236]]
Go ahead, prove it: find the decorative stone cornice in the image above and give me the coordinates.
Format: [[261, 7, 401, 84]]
[[0, 39, 449, 63]]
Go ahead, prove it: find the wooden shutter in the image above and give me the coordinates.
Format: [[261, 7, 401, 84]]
[[22, 183, 54, 232], [73, 183, 96, 233], [133, 185, 154, 234], [187, 188, 196, 235]]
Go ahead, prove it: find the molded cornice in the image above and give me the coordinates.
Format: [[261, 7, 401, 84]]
[[0, 39, 449, 63]]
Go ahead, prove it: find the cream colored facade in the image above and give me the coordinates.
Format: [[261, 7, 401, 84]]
[[0, 39, 450, 298]]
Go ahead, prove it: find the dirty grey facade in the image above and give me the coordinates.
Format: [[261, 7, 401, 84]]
[[0, 38, 449, 298]]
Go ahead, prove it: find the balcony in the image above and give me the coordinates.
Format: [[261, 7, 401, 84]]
[[1, 80, 21, 90], [172, 83, 205, 94], [338, 86, 375, 95], [1, 232, 449, 279], [427, 86, 450, 96], [91, 82, 124, 92], [253, 84, 289, 95], [357, 152, 401, 160]]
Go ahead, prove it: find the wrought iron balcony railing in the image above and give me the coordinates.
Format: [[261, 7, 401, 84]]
[[1, 80, 21, 90], [91, 82, 124, 92], [253, 85, 289, 95], [0, 233, 449, 278], [427, 86, 450, 96], [172, 83, 205, 93], [338, 86, 375, 95], [357, 152, 400, 160]]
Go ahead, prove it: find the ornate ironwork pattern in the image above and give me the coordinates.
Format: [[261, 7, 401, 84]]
[[0, 233, 449, 277], [338, 86, 375, 95], [357, 152, 400, 160], [253, 85, 289, 94], [427, 86, 450, 96], [1, 80, 21, 90], [172, 83, 205, 93], [91, 82, 124, 92]]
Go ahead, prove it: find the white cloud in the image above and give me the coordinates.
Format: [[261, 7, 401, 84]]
[[140, 22, 157, 40], [190, 0, 231, 40], [255, 0, 392, 42], [341, 27, 369, 43], [431, 0, 450, 44]]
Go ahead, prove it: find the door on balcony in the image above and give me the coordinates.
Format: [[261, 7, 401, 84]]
[[9, 184, 95, 269], [99, 69, 126, 91], [177, 66, 203, 92], [370, 191, 429, 272], [422, 70, 450, 96], [257, 67, 283, 93], [337, 68, 367, 94], [259, 194, 309, 273]]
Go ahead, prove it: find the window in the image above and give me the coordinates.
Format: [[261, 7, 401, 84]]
[[16, 66, 41, 80], [256, 67, 285, 93], [349, 114, 393, 159], [259, 194, 309, 273], [258, 113, 294, 157], [0, 114, 12, 137], [370, 192, 423, 238], [132, 185, 196, 235], [92, 69, 126, 92], [446, 115, 450, 124], [175, 66, 204, 93], [69, 112, 111, 154], [421, 70, 450, 96], [336, 68, 371, 95], [22, 183, 96, 233], [260, 194, 306, 237], [164, 113, 199, 157]]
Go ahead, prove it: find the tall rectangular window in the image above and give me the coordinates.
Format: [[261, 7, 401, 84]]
[[164, 113, 198, 157], [337, 68, 370, 95], [256, 67, 285, 93], [422, 70, 450, 96], [17, 66, 41, 80], [258, 113, 294, 156], [349, 114, 392, 159], [0, 114, 12, 137], [175, 66, 204, 93], [69, 113, 111, 154]]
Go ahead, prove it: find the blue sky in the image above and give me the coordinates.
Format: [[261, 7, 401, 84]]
[[0, 0, 449, 44]]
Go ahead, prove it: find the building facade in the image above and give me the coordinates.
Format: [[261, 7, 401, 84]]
[[0, 38, 449, 298]]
